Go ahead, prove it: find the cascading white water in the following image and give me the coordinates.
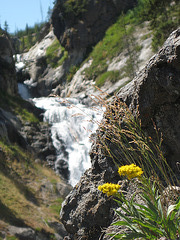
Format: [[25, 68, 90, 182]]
[[32, 96, 102, 186], [16, 56, 103, 186]]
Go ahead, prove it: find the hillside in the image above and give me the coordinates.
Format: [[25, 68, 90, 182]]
[[0, 93, 73, 239], [0, 36, 71, 239], [17, 0, 180, 100]]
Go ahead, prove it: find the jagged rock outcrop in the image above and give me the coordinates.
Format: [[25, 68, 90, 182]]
[[0, 108, 27, 147], [18, 30, 65, 97], [60, 28, 180, 239], [0, 36, 17, 95], [51, 0, 137, 59], [117, 28, 180, 173]]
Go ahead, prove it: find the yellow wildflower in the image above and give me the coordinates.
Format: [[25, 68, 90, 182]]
[[118, 164, 143, 180], [98, 183, 121, 197]]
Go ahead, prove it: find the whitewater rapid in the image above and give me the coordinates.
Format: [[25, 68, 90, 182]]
[[32, 96, 102, 186]]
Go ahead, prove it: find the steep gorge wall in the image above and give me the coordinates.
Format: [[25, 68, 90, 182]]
[[52, 0, 137, 61], [0, 36, 17, 95], [0, 34, 57, 165]]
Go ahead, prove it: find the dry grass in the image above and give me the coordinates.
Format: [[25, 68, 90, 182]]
[[91, 92, 179, 193], [0, 140, 64, 234]]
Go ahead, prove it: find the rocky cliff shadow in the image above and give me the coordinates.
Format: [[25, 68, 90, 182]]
[[0, 200, 26, 227], [0, 166, 39, 207]]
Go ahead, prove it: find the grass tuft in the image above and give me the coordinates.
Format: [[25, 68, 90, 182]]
[[46, 38, 68, 68]]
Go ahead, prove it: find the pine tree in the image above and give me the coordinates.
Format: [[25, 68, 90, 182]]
[[4, 20, 9, 33]]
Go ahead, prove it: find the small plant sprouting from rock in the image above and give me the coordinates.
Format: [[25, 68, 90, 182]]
[[98, 164, 180, 239], [94, 94, 179, 239]]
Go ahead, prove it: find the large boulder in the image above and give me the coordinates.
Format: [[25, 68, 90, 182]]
[[117, 27, 180, 173], [60, 28, 180, 239], [51, 0, 137, 59], [0, 36, 17, 95]]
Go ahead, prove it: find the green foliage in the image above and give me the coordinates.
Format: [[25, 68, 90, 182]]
[[6, 236, 18, 240], [63, 0, 88, 17], [83, 0, 179, 87], [50, 198, 64, 215], [136, 0, 180, 51], [85, 11, 143, 85], [0, 140, 29, 163], [0, 90, 39, 124], [0, 138, 65, 234], [95, 71, 121, 87], [66, 65, 80, 82], [95, 97, 179, 239], [46, 38, 68, 68], [110, 178, 180, 239], [13, 22, 46, 52], [4, 20, 9, 33]]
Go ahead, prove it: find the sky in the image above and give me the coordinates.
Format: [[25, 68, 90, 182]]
[[0, 0, 55, 34]]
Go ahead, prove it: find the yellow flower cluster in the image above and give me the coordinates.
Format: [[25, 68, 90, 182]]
[[118, 164, 143, 180], [98, 183, 121, 197]]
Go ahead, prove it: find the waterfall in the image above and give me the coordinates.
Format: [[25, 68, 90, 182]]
[[16, 56, 103, 186], [32, 96, 102, 186]]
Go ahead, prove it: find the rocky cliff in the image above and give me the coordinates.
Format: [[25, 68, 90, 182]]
[[60, 28, 180, 240], [0, 36, 17, 95], [52, 0, 137, 59], [17, 0, 138, 98]]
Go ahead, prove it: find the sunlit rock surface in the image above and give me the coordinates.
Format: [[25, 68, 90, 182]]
[[60, 28, 180, 240]]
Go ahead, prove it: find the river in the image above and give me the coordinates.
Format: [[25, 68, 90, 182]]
[[18, 84, 102, 186]]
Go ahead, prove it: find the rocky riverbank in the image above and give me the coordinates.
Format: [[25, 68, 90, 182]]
[[0, 34, 72, 240]]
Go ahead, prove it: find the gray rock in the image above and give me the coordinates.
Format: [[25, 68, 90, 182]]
[[117, 27, 180, 173], [56, 181, 73, 198], [48, 221, 67, 238], [0, 108, 27, 147], [8, 226, 36, 240], [21, 122, 57, 164], [0, 36, 17, 95], [60, 28, 180, 239], [51, 0, 137, 56]]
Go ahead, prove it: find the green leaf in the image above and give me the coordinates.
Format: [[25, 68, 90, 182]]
[[140, 194, 159, 215], [115, 210, 133, 225], [115, 211, 139, 232], [123, 232, 148, 239], [134, 219, 166, 236], [135, 202, 158, 219], [112, 220, 130, 226], [167, 204, 177, 219], [108, 231, 147, 239], [157, 198, 164, 219], [108, 233, 125, 239]]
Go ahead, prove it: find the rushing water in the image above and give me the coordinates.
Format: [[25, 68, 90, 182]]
[[32, 97, 102, 186], [18, 82, 102, 186]]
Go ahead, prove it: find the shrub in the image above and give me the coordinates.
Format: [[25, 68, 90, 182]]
[[63, 0, 88, 17], [99, 166, 180, 239], [46, 39, 68, 68], [95, 71, 121, 87]]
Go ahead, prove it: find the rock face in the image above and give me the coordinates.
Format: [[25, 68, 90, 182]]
[[60, 28, 180, 239], [117, 28, 180, 173], [51, 0, 137, 58], [0, 36, 17, 95], [0, 34, 57, 166]]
